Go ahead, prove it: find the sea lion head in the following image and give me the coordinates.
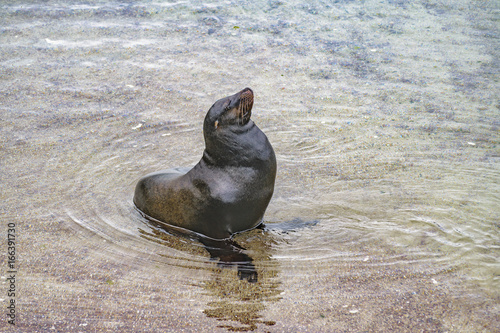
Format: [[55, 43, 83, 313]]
[[204, 87, 254, 133], [203, 88, 271, 167]]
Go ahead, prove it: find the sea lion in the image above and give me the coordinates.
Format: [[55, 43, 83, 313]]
[[134, 88, 277, 240]]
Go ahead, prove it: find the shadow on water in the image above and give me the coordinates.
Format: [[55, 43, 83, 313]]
[[139, 215, 317, 331], [139, 215, 262, 282], [201, 229, 282, 332], [200, 237, 259, 283]]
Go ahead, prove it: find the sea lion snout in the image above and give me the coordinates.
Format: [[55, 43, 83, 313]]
[[239, 87, 253, 96], [237, 88, 253, 125], [238, 87, 253, 105]]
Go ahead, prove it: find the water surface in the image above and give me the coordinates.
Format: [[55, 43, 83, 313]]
[[1, 0, 499, 331]]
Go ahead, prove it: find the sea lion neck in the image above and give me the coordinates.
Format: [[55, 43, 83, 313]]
[[202, 120, 261, 167]]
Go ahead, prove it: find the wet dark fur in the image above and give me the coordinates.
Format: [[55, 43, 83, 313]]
[[134, 88, 276, 240]]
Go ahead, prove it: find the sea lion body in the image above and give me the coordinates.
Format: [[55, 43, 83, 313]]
[[134, 88, 276, 240]]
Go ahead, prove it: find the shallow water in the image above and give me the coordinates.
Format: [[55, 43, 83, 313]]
[[1, 0, 499, 332]]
